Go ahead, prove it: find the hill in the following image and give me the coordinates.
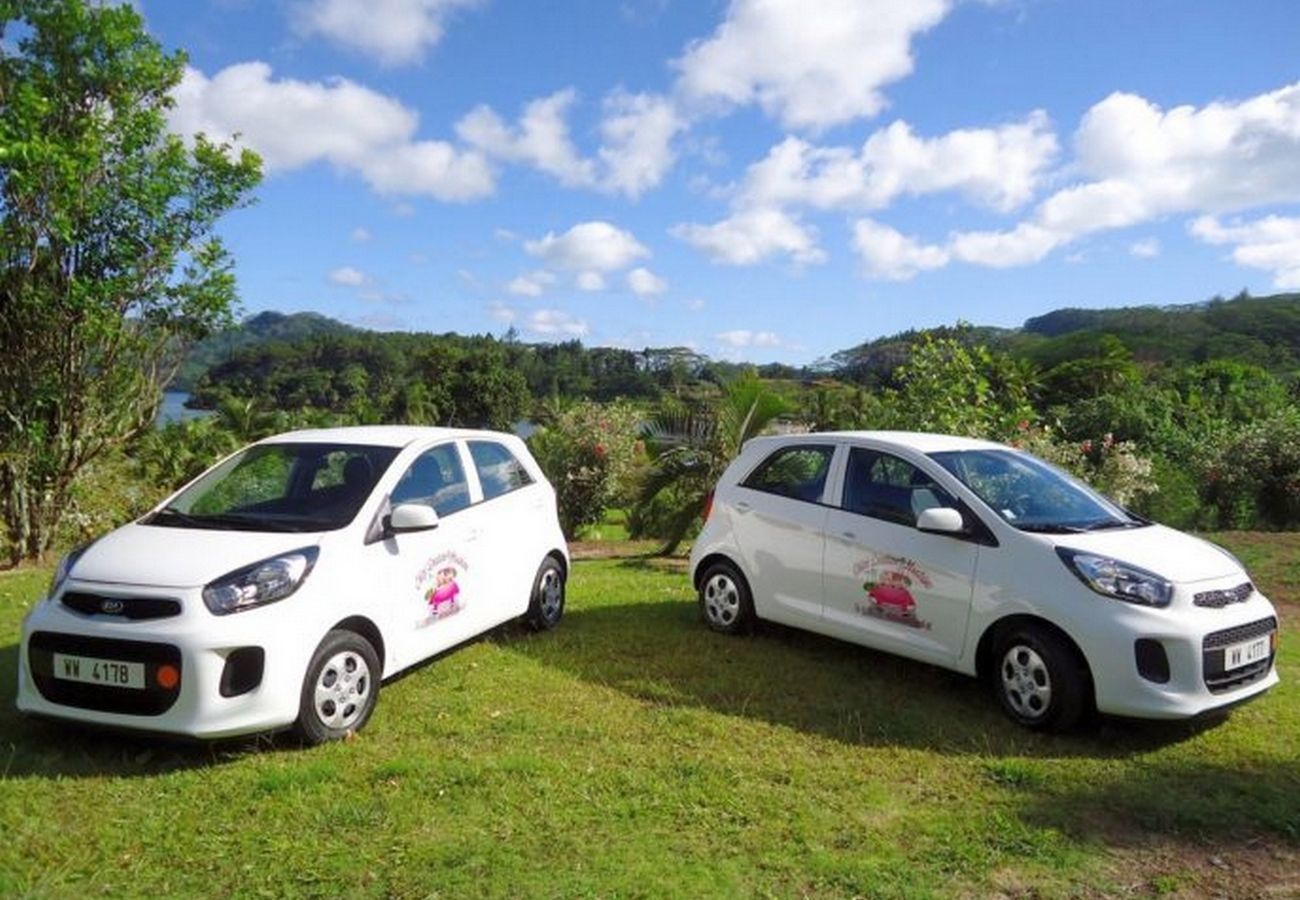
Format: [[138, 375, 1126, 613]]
[[172, 311, 357, 391]]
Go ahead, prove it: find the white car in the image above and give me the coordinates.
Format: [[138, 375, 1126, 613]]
[[689, 431, 1279, 730], [18, 426, 568, 743]]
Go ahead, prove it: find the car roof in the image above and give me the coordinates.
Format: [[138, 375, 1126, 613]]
[[752, 430, 1008, 454], [257, 425, 513, 450]]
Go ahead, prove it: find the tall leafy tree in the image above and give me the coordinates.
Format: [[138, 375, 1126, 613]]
[[0, 0, 261, 563]]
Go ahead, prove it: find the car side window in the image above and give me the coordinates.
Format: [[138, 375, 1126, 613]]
[[390, 444, 471, 517], [842, 448, 956, 527], [742, 445, 835, 503], [468, 440, 534, 501]]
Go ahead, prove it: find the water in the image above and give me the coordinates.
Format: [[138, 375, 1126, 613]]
[[155, 391, 211, 427]]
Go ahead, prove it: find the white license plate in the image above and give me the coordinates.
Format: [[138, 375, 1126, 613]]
[[52, 653, 145, 690], [1222, 635, 1270, 671]]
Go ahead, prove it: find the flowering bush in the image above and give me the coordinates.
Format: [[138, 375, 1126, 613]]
[[527, 401, 642, 538]]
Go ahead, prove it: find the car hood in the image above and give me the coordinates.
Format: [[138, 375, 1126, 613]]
[[1044, 523, 1241, 584], [70, 522, 325, 589]]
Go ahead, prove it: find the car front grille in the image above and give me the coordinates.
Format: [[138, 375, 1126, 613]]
[[27, 631, 183, 716], [1201, 616, 1277, 694], [1193, 582, 1253, 609], [61, 592, 182, 620]]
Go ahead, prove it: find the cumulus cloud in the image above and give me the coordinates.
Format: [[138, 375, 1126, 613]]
[[1129, 237, 1161, 258], [486, 301, 516, 325], [576, 271, 607, 291], [458, 89, 684, 197], [670, 208, 826, 266], [852, 219, 949, 280], [170, 63, 494, 201], [528, 309, 589, 338], [291, 0, 483, 67], [903, 81, 1300, 277], [627, 267, 668, 296], [1191, 214, 1300, 288], [350, 226, 372, 242], [506, 270, 557, 297], [328, 266, 368, 286], [675, 0, 949, 130], [524, 221, 650, 272], [748, 115, 1056, 213]]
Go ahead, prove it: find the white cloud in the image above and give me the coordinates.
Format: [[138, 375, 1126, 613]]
[[851, 219, 949, 280], [576, 271, 607, 291], [598, 91, 685, 198], [291, 0, 483, 66], [528, 309, 589, 338], [1129, 237, 1161, 258], [938, 81, 1300, 273], [675, 0, 950, 130], [627, 267, 668, 296], [328, 266, 368, 287], [671, 207, 825, 266], [457, 90, 597, 189], [716, 329, 782, 348], [1191, 214, 1300, 288], [170, 63, 494, 202], [486, 301, 516, 325], [524, 221, 650, 272], [742, 115, 1057, 214], [506, 270, 556, 297], [350, 226, 372, 242], [458, 89, 684, 197]]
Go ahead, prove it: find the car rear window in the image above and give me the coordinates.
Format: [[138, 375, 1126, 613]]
[[741, 445, 835, 503], [468, 440, 534, 501]]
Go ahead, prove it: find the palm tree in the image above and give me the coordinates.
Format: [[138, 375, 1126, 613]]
[[635, 372, 788, 554]]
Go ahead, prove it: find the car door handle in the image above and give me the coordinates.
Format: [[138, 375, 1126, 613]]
[[735, 501, 752, 513], [839, 530, 857, 542], [466, 529, 481, 542]]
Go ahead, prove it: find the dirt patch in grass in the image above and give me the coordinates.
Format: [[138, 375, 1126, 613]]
[[1094, 836, 1299, 898]]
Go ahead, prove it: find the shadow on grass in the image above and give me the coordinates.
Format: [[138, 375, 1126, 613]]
[[0, 643, 301, 779], [499, 597, 1237, 761]]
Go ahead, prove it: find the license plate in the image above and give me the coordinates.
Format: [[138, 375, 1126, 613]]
[[1222, 635, 1270, 671], [52, 653, 145, 690]]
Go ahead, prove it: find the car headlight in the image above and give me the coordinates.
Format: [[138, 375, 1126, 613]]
[[1056, 548, 1173, 608], [48, 544, 91, 600], [203, 547, 320, 615]]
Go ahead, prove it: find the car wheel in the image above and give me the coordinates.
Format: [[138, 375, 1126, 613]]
[[294, 629, 380, 745], [524, 557, 566, 631], [992, 624, 1089, 731], [698, 560, 755, 635]]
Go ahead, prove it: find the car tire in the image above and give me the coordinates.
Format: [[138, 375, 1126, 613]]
[[294, 629, 381, 745], [698, 560, 755, 635], [523, 557, 566, 631], [991, 624, 1090, 731]]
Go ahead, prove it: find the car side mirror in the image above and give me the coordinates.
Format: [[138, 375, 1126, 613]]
[[916, 507, 965, 535], [387, 503, 440, 534]]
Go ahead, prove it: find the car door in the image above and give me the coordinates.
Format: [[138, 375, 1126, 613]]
[[728, 442, 836, 623], [465, 438, 542, 621], [369, 440, 487, 673], [821, 446, 980, 666]]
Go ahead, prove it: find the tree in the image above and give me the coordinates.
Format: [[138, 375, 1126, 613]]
[[0, 0, 262, 563], [633, 372, 788, 553]]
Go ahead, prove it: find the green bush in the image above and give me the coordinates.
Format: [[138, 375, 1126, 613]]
[[1199, 411, 1300, 530], [528, 401, 643, 539]]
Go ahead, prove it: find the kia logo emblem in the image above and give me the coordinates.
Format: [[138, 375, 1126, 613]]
[[100, 599, 125, 615]]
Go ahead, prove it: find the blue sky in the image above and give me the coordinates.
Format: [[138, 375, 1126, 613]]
[[147, 0, 1300, 363]]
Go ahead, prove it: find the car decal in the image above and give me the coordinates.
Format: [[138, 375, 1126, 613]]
[[852, 554, 932, 631], [414, 551, 469, 625]]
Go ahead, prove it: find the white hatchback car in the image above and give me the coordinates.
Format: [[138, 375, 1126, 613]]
[[18, 426, 568, 744], [689, 431, 1280, 730]]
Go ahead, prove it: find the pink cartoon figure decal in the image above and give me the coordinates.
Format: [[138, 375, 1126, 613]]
[[413, 551, 469, 625], [854, 554, 932, 630], [426, 567, 460, 616]]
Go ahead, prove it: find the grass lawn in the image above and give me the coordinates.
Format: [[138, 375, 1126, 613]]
[[0, 533, 1296, 897]]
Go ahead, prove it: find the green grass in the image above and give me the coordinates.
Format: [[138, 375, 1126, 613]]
[[0, 535, 1297, 897]]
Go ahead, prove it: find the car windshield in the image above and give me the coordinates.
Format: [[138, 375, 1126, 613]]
[[144, 442, 400, 533], [928, 448, 1144, 533]]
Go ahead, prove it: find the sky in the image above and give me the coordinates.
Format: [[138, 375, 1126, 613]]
[[139, 0, 1300, 364]]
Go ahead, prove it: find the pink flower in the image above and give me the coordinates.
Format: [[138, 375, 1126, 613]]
[[593, 443, 608, 459]]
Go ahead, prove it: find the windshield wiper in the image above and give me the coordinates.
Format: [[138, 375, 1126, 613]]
[[1079, 519, 1145, 531], [1016, 523, 1087, 534], [146, 506, 209, 528], [145, 508, 303, 532]]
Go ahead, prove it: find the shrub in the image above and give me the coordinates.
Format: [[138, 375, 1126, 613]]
[[527, 401, 642, 539]]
